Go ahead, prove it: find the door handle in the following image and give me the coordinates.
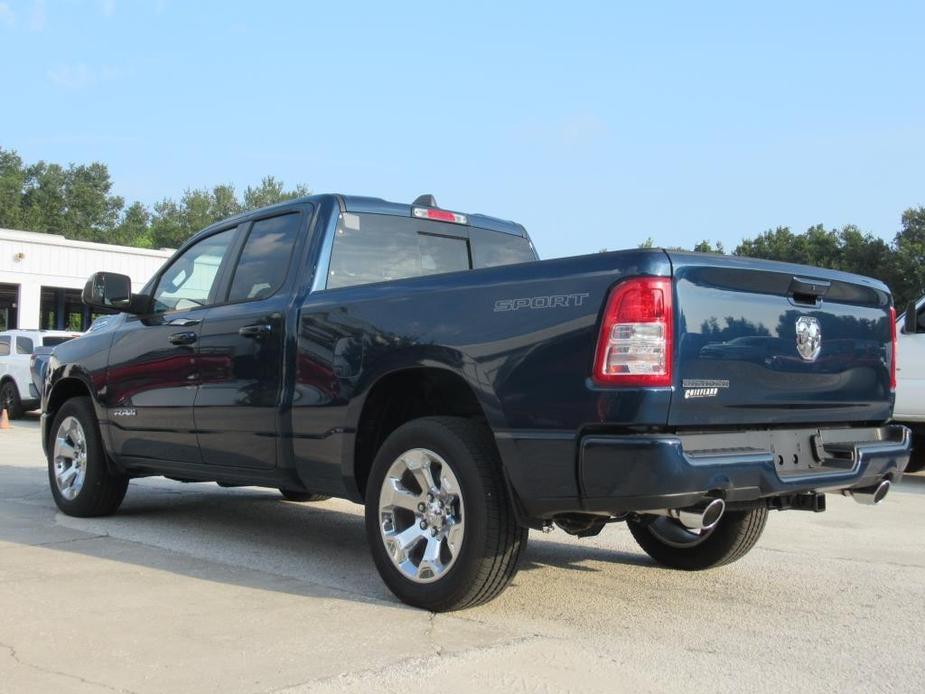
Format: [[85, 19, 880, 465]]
[[239, 324, 272, 339], [168, 331, 198, 346]]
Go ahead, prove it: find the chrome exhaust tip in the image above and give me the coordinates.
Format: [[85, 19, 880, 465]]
[[846, 479, 891, 506], [669, 498, 726, 531]]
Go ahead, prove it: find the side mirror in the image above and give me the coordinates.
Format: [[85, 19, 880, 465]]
[[82, 272, 134, 312], [903, 300, 925, 334]]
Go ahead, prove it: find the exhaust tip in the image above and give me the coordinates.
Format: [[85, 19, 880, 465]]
[[849, 479, 891, 506], [672, 498, 726, 530]]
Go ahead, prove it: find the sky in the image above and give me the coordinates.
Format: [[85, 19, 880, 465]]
[[1, 0, 923, 259]]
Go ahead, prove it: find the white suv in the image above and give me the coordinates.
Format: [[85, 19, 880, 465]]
[[895, 298, 925, 472], [0, 330, 80, 419]]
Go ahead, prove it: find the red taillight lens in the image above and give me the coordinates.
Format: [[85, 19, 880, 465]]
[[593, 277, 673, 386], [890, 305, 897, 392]]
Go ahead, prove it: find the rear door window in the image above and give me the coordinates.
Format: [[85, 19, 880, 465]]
[[0, 336, 9, 356], [227, 213, 302, 302], [16, 336, 34, 354], [327, 213, 470, 289]]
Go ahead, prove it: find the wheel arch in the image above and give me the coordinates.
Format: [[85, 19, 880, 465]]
[[345, 365, 511, 504]]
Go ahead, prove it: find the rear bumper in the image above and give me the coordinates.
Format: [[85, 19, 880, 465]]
[[578, 424, 911, 514]]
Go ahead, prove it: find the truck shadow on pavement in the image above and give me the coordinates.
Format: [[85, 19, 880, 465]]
[[1, 467, 657, 612]]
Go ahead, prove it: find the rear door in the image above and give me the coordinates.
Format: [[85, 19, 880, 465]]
[[667, 253, 893, 427], [194, 208, 309, 469], [107, 227, 239, 464]]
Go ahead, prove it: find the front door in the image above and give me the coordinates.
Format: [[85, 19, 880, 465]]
[[107, 227, 238, 464], [195, 210, 306, 468]]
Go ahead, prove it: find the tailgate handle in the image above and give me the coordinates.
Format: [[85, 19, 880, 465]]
[[788, 276, 830, 304]]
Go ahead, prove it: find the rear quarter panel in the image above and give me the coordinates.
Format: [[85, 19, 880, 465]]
[[292, 249, 672, 499]]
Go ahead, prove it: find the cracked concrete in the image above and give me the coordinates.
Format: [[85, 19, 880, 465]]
[[1, 415, 924, 693]]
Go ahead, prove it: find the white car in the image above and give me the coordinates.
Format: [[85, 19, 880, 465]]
[[0, 329, 81, 419], [895, 298, 925, 472]]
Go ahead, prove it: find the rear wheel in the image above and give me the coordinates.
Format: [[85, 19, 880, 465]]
[[628, 506, 768, 571], [1, 380, 24, 419], [278, 489, 331, 502], [48, 397, 128, 517], [365, 417, 526, 611]]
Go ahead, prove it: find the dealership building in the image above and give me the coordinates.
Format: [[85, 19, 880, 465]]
[[0, 227, 173, 331]]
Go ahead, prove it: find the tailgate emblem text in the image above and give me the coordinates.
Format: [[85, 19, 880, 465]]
[[795, 316, 822, 361]]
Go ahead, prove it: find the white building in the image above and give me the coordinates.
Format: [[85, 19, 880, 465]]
[[0, 228, 173, 331]]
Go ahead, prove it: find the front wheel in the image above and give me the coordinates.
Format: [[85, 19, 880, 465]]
[[48, 397, 128, 517], [628, 506, 768, 571], [365, 417, 527, 612], [1, 381, 24, 419]]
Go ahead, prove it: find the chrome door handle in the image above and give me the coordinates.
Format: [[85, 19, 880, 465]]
[[168, 331, 198, 346], [238, 324, 272, 339]]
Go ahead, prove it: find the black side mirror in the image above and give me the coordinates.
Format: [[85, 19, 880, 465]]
[[82, 272, 134, 312]]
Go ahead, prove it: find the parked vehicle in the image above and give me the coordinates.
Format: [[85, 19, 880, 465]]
[[42, 193, 911, 611], [894, 297, 925, 472], [30, 318, 111, 401], [0, 329, 79, 418]]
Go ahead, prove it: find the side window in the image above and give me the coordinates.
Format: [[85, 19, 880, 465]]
[[327, 213, 470, 289], [470, 227, 537, 269], [227, 213, 301, 302], [0, 336, 9, 356], [152, 228, 236, 313], [16, 336, 34, 355]]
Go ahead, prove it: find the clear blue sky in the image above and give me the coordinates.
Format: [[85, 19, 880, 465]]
[[1, 0, 923, 258]]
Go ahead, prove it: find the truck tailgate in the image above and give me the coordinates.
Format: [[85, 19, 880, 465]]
[[667, 252, 893, 427]]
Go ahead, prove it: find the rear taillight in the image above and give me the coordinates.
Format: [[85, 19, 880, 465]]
[[593, 277, 673, 386], [890, 305, 897, 392]]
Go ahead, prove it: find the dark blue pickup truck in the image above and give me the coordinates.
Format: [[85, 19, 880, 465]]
[[42, 193, 910, 610]]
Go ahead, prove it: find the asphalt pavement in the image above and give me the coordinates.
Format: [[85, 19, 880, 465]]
[[1, 414, 923, 693]]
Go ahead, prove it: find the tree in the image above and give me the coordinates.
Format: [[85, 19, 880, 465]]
[[893, 207, 925, 309], [0, 147, 25, 229], [243, 176, 310, 210]]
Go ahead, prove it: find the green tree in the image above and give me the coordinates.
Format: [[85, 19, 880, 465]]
[[893, 207, 925, 309], [0, 147, 25, 229], [113, 201, 152, 247], [243, 176, 310, 210]]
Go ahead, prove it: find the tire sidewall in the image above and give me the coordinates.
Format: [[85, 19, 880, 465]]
[[364, 419, 492, 609], [2, 381, 23, 419], [47, 397, 113, 515]]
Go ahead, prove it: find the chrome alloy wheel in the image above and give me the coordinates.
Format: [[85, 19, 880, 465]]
[[53, 416, 88, 501], [378, 448, 465, 583]]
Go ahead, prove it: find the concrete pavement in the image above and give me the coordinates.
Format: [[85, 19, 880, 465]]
[[1, 415, 923, 693]]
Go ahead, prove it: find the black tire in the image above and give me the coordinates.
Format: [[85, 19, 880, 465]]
[[365, 417, 526, 612], [628, 506, 768, 571], [905, 435, 925, 473], [1, 380, 24, 420], [47, 397, 128, 517], [279, 489, 331, 502]]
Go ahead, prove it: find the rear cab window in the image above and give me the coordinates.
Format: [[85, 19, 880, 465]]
[[326, 213, 536, 289], [41, 336, 75, 347], [16, 336, 34, 354]]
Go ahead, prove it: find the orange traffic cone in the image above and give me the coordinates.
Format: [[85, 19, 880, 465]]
[[0, 406, 9, 430]]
